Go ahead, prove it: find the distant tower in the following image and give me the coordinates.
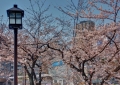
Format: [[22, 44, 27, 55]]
[[76, 20, 95, 31]]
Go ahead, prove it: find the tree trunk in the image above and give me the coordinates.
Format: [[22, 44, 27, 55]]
[[29, 76, 34, 85], [39, 72, 41, 85], [88, 79, 92, 85]]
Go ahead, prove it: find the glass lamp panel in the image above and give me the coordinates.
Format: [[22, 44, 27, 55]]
[[10, 18, 15, 24], [16, 13, 22, 18], [16, 18, 21, 24], [10, 13, 15, 18]]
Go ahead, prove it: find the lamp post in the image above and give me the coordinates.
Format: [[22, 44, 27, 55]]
[[7, 4, 24, 85]]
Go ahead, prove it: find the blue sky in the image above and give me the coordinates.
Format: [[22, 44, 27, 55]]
[[0, 0, 115, 25], [0, 0, 73, 22]]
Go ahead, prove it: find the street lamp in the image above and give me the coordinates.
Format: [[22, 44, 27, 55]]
[[7, 4, 24, 85]]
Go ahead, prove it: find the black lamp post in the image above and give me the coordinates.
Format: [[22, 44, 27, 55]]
[[7, 4, 24, 85]]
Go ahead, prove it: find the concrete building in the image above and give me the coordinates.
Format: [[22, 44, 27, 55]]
[[76, 20, 95, 31], [48, 58, 74, 85], [49, 60, 66, 85], [74, 20, 96, 50]]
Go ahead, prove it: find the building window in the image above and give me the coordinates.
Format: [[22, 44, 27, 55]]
[[53, 80, 57, 83]]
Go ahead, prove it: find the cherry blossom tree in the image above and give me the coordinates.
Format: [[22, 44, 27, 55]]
[[1, 0, 120, 85], [1, 1, 67, 85], [54, 0, 120, 85], [16, 0, 67, 85], [0, 15, 13, 74]]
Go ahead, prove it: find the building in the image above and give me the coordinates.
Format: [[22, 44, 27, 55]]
[[74, 20, 96, 48], [76, 20, 95, 31], [49, 60, 66, 85], [48, 58, 74, 85]]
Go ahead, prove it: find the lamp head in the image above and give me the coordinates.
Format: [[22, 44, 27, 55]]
[[7, 4, 24, 29]]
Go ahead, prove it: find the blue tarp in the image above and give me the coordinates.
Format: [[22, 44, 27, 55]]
[[52, 61, 64, 67]]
